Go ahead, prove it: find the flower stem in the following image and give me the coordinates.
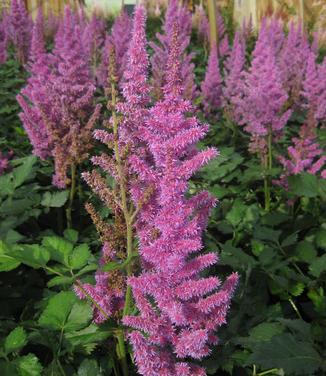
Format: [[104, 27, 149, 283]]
[[264, 131, 273, 211], [66, 163, 77, 229], [116, 331, 129, 376]]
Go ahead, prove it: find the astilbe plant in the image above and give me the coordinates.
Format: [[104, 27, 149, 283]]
[[201, 45, 222, 117], [150, 0, 196, 100], [123, 25, 238, 376], [0, 150, 13, 175], [234, 25, 291, 210], [6, 0, 32, 65]]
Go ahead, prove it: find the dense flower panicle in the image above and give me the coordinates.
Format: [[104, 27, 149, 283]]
[[82, 13, 106, 74], [276, 125, 326, 188], [234, 26, 291, 156], [46, 10, 60, 39], [0, 17, 8, 64], [222, 31, 246, 122], [117, 5, 150, 144], [18, 6, 100, 187], [241, 15, 253, 42], [123, 26, 238, 375], [7, 0, 32, 65], [97, 11, 132, 88], [278, 22, 310, 106], [30, 8, 45, 63], [75, 242, 125, 324], [201, 46, 222, 116], [302, 52, 326, 125], [264, 17, 285, 56], [150, 0, 196, 100]]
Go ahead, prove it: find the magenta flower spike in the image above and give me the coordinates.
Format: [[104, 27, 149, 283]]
[[123, 25, 239, 376], [234, 25, 291, 157], [201, 45, 222, 117], [30, 7, 46, 63], [222, 31, 246, 123], [150, 0, 196, 100], [7, 0, 32, 65]]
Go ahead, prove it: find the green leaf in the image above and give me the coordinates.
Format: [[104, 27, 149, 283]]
[[315, 229, 326, 250], [4, 327, 27, 354], [226, 199, 247, 227], [309, 254, 326, 277], [247, 333, 322, 375], [253, 226, 281, 243], [47, 276, 74, 288], [69, 244, 91, 270], [38, 291, 76, 331], [288, 173, 319, 198], [11, 244, 50, 269], [78, 359, 102, 376], [16, 354, 43, 376], [12, 156, 36, 189], [295, 241, 317, 263], [65, 301, 93, 332], [281, 232, 298, 247], [0, 241, 21, 272], [42, 236, 74, 266], [249, 322, 283, 342], [38, 292, 91, 333], [64, 229, 78, 244], [65, 324, 111, 348], [41, 191, 69, 208]]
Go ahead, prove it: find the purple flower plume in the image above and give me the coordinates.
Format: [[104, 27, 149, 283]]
[[123, 25, 238, 376]]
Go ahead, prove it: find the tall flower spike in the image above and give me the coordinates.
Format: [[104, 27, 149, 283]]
[[222, 31, 246, 123], [124, 24, 238, 376], [150, 0, 196, 100], [30, 7, 45, 63], [234, 25, 291, 157], [7, 0, 32, 65], [201, 45, 222, 117]]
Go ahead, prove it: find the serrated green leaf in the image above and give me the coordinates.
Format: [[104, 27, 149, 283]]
[[65, 301, 93, 332], [69, 244, 91, 270], [315, 229, 326, 250], [16, 354, 43, 376], [254, 226, 281, 243], [64, 229, 78, 244], [42, 236, 74, 266], [5, 327, 27, 354], [38, 291, 76, 331], [249, 322, 284, 342], [247, 333, 322, 375], [47, 275, 74, 288], [12, 156, 36, 189], [0, 241, 21, 271], [289, 282, 305, 297], [309, 254, 326, 277], [226, 199, 247, 227], [78, 359, 102, 376], [281, 232, 298, 247], [288, 173, 319, 198], [41, 191, 68, 208], [10, 244, 50, 269], [295, 241, 317, 263]]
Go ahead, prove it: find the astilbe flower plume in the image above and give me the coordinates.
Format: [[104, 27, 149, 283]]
[[97, 11, 132, 88], [150, 0, 196, 100], [29, 7, 45, 63], [123, 26, 239, 376], [76, 5, 151, 324], [278, 22, 310, 107], [7, 0, 32, 65], [222, 31, 246, 123], [276, 125, 326, 188], [201, 45, 222, 117], [0, 150, 13, 175], [0, 17, 8, 64], [234, 26, 291, 157], [302, 52, 326, 126], [18, 6, 100, 188]]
